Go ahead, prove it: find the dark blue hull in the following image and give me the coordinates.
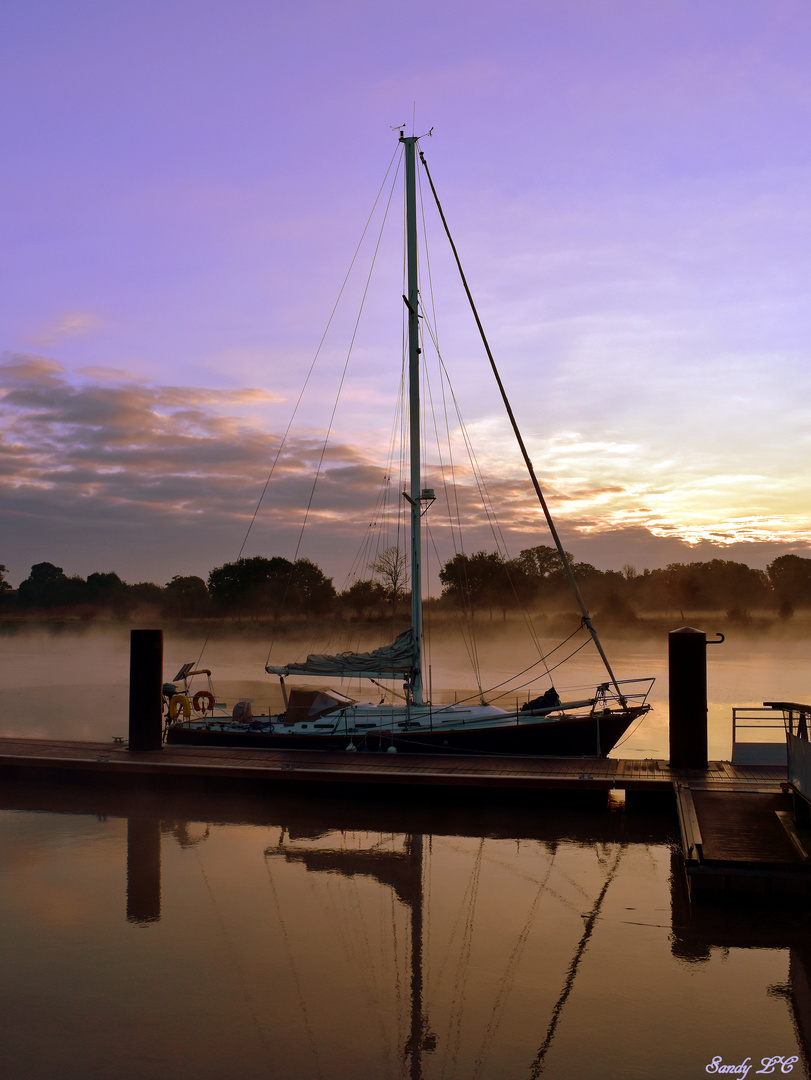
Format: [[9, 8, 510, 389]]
[[166, 708, 645, 757]]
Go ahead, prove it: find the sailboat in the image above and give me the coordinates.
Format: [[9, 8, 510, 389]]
[[166, 132, 652, 757]]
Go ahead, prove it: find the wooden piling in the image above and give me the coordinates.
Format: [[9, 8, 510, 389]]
[[128, 629, 163, 752], [669, 627, 709, 769]]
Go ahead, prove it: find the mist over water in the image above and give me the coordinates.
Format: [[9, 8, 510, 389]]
[[2, 623, 810, 758]]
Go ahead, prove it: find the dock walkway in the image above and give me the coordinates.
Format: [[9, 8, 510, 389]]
[[675, 782, 811, 900], [0, 734, 785, 792]]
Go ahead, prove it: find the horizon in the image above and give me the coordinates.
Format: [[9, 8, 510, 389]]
[[4, 542, 809, 595]]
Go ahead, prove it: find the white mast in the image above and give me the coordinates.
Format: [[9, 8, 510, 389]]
[[400, 133, 424, 706]]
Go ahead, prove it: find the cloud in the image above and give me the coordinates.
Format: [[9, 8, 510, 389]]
[[0, 354, 405, 583], [2, 352, 810, 589], [29, 312, 103, 347]]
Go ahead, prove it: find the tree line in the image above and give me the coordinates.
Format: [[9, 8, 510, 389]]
[[438, 547, 811, 622], [2, 547, 811, 622]]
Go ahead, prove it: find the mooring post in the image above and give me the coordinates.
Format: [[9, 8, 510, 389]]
[[668, 626, 709, 769], [128, 628, 164, 751]]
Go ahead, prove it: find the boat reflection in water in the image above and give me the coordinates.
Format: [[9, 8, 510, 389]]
[[1, 781, 809, 1080]]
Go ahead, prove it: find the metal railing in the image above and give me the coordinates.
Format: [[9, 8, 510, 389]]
[[767, 701, 811, 806], [762, 700, 811, 741], [505, 676, 655, 713], [731, 705, 787, 765]]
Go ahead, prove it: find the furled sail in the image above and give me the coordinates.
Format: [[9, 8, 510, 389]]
[[265, 628, 415, 680]]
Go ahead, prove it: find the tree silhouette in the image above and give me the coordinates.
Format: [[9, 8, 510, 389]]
[[515, 544, 572, 584], [768, 554, 811, 609], [207, 556, 335, 619], [18, 562, 84, 608], [208, 556, 295, 618], [287, 558, 336, 614], [369, 547, 408, 618], [86, 571, 127, 605], [129, 582, 165, 609], [439, 550, 509, 618], [163, 575, 210, 618], [9, 548, 809, 622], [342, 579, 387, 619]]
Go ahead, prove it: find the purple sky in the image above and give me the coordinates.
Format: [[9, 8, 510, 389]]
[[2, 0, 811, 589]]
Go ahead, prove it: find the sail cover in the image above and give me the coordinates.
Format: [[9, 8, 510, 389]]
[[265, 628, 415, 680]]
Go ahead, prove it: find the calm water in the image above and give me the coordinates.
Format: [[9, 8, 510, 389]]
[[2, 628, 811, 1079]]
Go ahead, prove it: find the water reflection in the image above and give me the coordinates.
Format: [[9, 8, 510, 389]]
[[671, 853, 811, 1078], [1, 780, 809, 1079], [126, 817, 161, 923], [266, 832, 433, 1078]]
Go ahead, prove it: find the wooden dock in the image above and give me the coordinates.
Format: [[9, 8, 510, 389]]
[[0, 734, 787, 794], [3, 735, 809, 902], [675, 782, 811, 900]]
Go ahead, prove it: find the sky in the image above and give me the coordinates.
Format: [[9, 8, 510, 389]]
[[2, 0, 811, 590]]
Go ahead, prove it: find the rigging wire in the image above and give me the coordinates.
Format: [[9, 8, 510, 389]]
[[192, 143, 402, 672], [329, 189, 414, 668], [528, 847, 624, 1079], [434, 839, 485, 1080], [416, 300, 558, 692], [470, 848, 558, 1080], [243, 141, 401, 563], [418, 145, 627, 705], [472, 626, 590, 704], [422, 520, 485, 695], [191, 846, 275, 1063], [270, 834, 401, 1072], [265, 150, 403, 666], [341, 365, 406, 595], [412, 209, 483, 690], [610, 706, 653, 752], [389, 873, 408, 1067], [414, 162, 489, 694], [342, 857, 398, 1058], [422, 311, 549, 650], [261, 855, 327, 1080]]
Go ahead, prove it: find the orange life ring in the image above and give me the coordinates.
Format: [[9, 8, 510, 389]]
[[193, 690, 215, 714]]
